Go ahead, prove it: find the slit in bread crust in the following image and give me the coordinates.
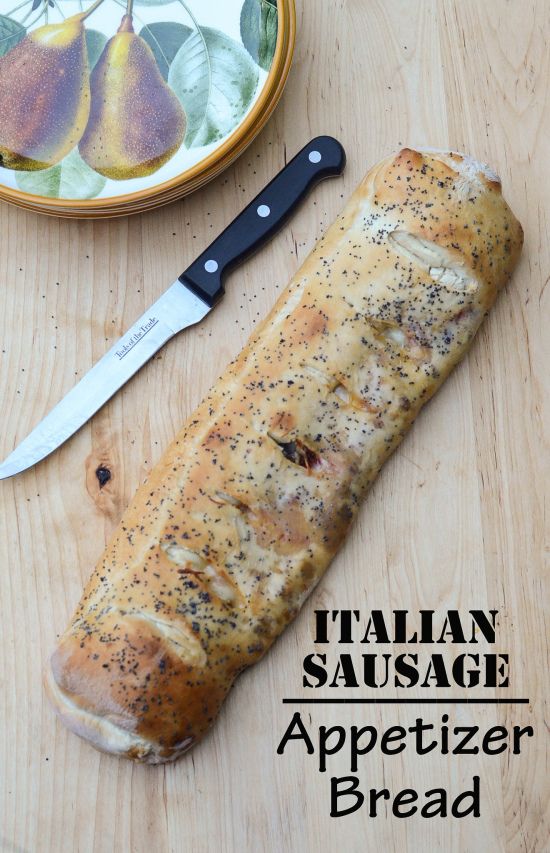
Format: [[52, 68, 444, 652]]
[[267, 432, 324, 471], [388, 230, 478, 293], [161, 540, 239, 606], [122, 610, 207, 666]]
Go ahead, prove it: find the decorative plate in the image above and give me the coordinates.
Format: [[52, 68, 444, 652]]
[[0, 0, 295, 215]]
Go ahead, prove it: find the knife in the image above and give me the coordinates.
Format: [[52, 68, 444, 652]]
[[0, 136, 346, 480]]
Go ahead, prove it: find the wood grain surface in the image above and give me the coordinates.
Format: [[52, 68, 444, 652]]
[[0, 1, 548, 851]]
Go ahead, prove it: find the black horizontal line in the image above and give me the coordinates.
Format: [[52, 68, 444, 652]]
[[282, 698, 530, 705]]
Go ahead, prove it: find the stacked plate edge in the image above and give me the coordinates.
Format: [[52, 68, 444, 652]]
[[0, 0, 295, 218]]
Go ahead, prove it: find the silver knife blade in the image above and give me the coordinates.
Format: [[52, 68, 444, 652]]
[[0, 282, 209, 480], [0, 137, 347, 480]]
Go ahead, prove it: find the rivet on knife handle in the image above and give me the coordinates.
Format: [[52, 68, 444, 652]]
[[179, 136, 347, 307]]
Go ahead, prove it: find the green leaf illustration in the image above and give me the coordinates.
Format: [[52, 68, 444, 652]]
[[139, 22, 192, 80], [240, 0, 278, 71], [85, 29, 107, 70], [0, 14, 26, 58], [14, 147, 107, 199], [168, 26, 259, 149]]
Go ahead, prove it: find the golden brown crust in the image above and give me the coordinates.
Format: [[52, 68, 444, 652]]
[[46, 148, 523, 762]]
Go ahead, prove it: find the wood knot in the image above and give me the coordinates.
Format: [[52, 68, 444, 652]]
[[95, 466, 112, 488], [85, 450, 124, 533]]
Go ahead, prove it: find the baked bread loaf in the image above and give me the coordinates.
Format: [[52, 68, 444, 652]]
[[46, 148, 523, 763]]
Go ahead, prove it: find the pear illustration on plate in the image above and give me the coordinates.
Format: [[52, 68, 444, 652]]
[[79, 15, 186, 181], [0, 12, 91, 171]]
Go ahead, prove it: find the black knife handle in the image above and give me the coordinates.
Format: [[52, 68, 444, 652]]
[[179, 136, 346, 307]]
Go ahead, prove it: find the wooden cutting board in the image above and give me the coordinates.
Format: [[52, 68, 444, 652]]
[[0, 1, 548, 851]]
